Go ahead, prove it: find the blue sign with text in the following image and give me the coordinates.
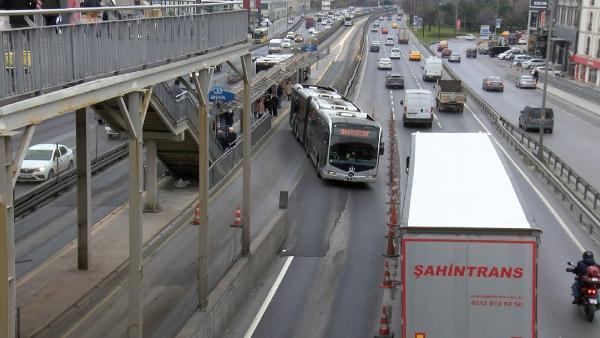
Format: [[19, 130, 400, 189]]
[[208, 87, 235, 102]]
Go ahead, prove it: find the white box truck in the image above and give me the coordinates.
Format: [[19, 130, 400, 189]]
[[400, 133, 541, 338], [397, 26, 409, 44], [422, 57, 442, 82]]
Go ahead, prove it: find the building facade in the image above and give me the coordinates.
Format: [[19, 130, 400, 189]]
[[261, 0, 288, 20], [572, 0, 600, 85], [553, 0, 581, 74]]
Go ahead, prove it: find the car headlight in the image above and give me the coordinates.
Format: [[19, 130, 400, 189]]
[[326, 170, 336, 176], [35, 166, 46, 172]]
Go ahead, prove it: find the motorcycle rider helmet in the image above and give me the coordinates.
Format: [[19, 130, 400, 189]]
[[586, 266, 600, 278], [583, 251, 594, 259]]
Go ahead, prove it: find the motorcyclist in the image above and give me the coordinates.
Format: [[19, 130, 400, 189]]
[[568, 251, 600, 304]]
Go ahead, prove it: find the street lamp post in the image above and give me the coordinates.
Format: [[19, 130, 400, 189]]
[[537, 0, 557, 160]]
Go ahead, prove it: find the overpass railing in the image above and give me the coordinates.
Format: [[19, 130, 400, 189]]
[[0, 4, 248, 102]]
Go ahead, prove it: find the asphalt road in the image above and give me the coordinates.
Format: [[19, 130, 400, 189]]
[[442, 39, 600, 190], [245, 19, 600, 338]]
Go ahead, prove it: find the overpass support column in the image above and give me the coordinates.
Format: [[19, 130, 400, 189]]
[[192, 68, 213, 311], [241, 53, 252, 256], [144, 140, 159, 212], [76, 108, 92, 270], [0, 135, 16, 338], [118, 88, 151, 338]]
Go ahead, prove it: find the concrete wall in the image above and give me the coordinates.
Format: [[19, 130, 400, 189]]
[[176, 209, 287, 338]]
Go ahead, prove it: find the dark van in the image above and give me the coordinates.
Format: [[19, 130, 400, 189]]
[[518, 106, 554, 133]]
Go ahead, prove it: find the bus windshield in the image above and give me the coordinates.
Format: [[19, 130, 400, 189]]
[[329, 124, 379, 172]]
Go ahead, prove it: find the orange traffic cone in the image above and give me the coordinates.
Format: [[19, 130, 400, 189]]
[[380, 261, 398, 287], [374, 306, 394, 338], [230, 205, 242, 227], [383, 228, 399, 258], [192, 203, 201, 225]]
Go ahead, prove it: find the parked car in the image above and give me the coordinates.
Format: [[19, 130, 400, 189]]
[[532, 66, 563, 77], [512, 55, 532, 66], [518, 106, 554, 133], [370, 40, 381, 52], [465, 34, 475, 41], [441, 48, 452, 58], [378, 57, 392, 70], [18, 144, 74, 182], [385, 36, 395, 46], [522, 58, 545, 69], [448, 53, 461, 63], [482, 76, 504, 92], [390, 47, 401, 59], [466, 48, 477, 58], [385, 73, 405, 89], [408, 50, 422, 61], [515, 75, 537, 89]]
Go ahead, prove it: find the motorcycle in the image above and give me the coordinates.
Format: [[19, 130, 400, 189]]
[[567, 262, 600, 322]]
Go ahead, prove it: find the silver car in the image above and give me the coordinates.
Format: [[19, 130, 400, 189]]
[[516, 75, 537, 89], [448, 53, 461, 63]]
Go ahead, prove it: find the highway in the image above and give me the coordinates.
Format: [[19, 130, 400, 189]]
[[443, 39, 600, 190], [11, 12, 600, 338], [16, 14, 366, 338], [237, 18, 600, 338]]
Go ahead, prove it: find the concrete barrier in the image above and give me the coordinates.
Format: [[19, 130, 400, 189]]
[[176, 209, 287, 338]]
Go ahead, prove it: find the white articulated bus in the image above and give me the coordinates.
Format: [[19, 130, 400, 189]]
[[290, 85, 383, 183]]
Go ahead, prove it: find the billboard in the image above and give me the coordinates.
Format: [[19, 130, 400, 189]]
[[529, 0, 549, 9], [480, 25, 490, 39], [402, 236, 537, 338]]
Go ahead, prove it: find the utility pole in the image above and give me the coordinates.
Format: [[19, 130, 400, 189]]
[[537, 0, 557, 160], [454, 0, 458, 37]]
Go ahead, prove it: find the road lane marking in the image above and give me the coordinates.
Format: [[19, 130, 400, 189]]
[[244, 256, 295, 338], [465, 104, 585, 252]]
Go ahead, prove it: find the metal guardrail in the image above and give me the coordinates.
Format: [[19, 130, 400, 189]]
[[548, 76, 600, 104], [14, 143, 129, 218], [0, 7, 248, 101], [414, 35, 600, 243]]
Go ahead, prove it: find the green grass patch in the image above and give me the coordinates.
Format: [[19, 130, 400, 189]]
[[410, 25, 478, 45]]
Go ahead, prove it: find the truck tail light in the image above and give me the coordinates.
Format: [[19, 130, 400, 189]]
[[587, 288, 597, 296]]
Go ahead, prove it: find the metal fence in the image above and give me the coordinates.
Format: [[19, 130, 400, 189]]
[[414, 35, 600, 244], [0, 8, 247, 100], [548, 76, 600, 104], [208, 113, 271, 188]]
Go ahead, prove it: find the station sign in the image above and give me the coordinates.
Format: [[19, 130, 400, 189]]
[[208, 87, 235, 102], [529, 0, 549, 9], [479, 25, 490, 40]]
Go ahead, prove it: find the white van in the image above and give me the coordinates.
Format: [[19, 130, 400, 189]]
[[422, 57, 442, 82], [268, 39, 282, 54], [402, 89, 434, 128]]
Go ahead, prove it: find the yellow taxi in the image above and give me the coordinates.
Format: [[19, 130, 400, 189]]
[[408, 50, 422, 61], [391, 22, 399, 29]]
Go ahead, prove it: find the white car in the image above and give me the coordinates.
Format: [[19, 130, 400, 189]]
[[522, 58, 545, 69], [286, 31, 295, 39], [281, 38, 292, 48], [512, 55, 532, 66], [518, 38, 527, 45], [287, 18, 294, 24], [385, 36, 395, 46], [260, 18, 271, 27], [465, 34, 475, 41], [378, 57, 392, 70], [19, 144, 74, 181], [371, 26, 378, 32], [532, 66, 563, 77], [497, 51, 511, 60], [308, 28, 317, 35], [448, 53, 461, 63], [390, 47, 401, 59]]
